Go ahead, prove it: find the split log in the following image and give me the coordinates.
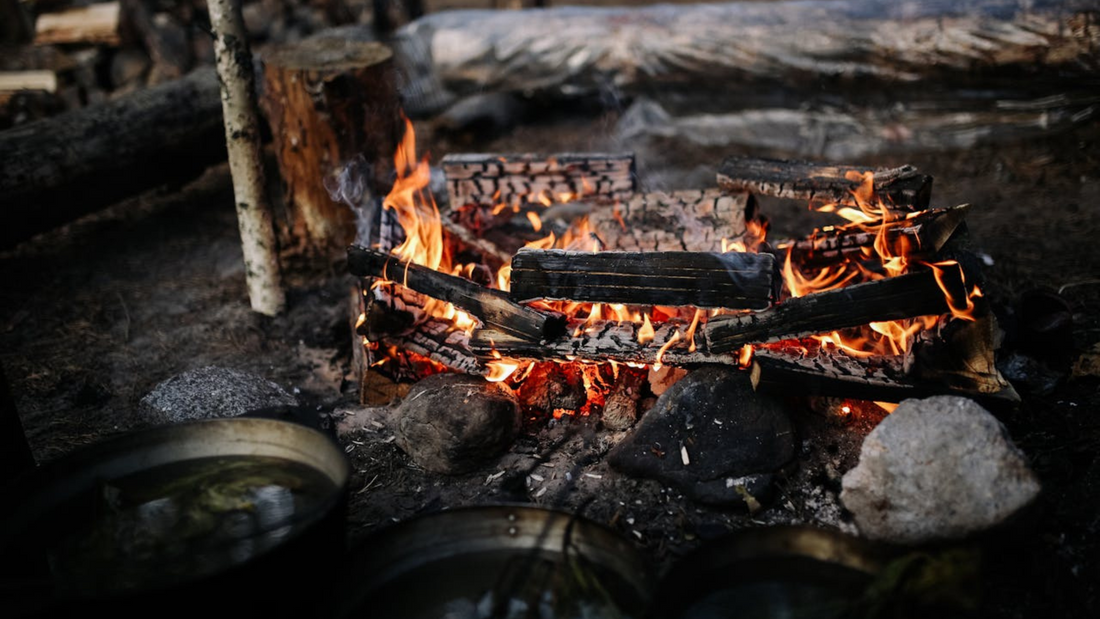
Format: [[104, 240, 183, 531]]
[[705, 267, 966, 354], [34, 2, 121, 46], [260, 38, 402, 265], [509, 249, 779, 310], [0, 67, 224, 248], [470, 321, 728, 367], [588, 190, 750, 253], [0, 72, 57, 93], [347, 245, 563, 342], [717, 156, 932, 209], [442, 152, 634, 218], [910, 303, 1017, 399], [776, 205, 969, 268], [120, 0, 191, 82]]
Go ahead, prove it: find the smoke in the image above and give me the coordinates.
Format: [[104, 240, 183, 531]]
[[324, 155, 378, 246]]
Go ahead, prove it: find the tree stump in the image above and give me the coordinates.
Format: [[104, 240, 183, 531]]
[[260, 39, 402, 268]]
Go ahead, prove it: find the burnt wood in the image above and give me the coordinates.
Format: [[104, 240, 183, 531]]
[[777, 205, 969, 267], [509, 249, 779, 310], [588, 190, 750, 253], [705, 266, 966, 354], [717, 156, 932, 209], [348, 245, 561, 342]]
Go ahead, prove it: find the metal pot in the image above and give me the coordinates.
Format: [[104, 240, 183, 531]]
[[331, 505, 655, 618], [0, 417, 349, 618]]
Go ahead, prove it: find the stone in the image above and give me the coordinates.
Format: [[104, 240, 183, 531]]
[[140, 366, 299, 425], [608, 366, 795, 507], [395, 373, 521, 474], [841, 396, 1041, 544]]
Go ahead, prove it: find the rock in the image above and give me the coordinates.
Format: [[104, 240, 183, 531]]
[[841, 396, 1040, 544], [395, 373, 521, 474], [608, 366, 795, 507], [516, 362, 586, 415], [140, 366, 299, 425]]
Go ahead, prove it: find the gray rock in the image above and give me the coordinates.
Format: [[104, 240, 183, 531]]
[[395, 374, 521, 474], [140, 366, 299, 425], [608, 366, 795, 507], [841, 396, 1041, 544]]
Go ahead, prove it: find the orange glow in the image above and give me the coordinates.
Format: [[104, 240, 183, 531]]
[[738, 344, 754, 368], [875, 401, 899, 413], [638, 314, 655, 344], [526, 211, 543, 232]]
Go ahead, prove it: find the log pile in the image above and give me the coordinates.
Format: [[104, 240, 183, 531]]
[[352, 153, 1016, 406]]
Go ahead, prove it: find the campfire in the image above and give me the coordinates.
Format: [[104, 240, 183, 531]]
[[347, 121, 1015, 417]]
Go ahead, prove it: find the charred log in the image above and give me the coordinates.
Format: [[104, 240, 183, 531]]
[[588, 190, 751, 253], [509, 249, 779, 310], [705, 267, 965, 354], [718, 156, 932, 209], [347, 245, 562, 342]]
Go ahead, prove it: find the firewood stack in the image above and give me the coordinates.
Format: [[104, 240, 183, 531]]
[[349, 153, 1018, 410]]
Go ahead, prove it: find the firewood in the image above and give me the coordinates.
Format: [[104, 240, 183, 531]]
[[208, 0, 284, 316], [442, 152, 635, 220], [260, 38, 402, 266], [776, 205, 970, 268], [587, 190, 751, 253], [120, 0, 191, 82], [0, 68, 224, 248], [718, 156, 932, 209], [0, 71, 57, 93], [509, 249, 779, 310], [347, 245, 563, 342], [704, 267, 966, 354], [34, 2, 122, 46]]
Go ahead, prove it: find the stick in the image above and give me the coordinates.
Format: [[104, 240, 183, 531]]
[[208, 0, 285, 316], [509, 249, 779, 309], [347, 245, 562, 342]]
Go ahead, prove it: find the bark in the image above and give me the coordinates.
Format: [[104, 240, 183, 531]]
[[0, 67, 224, 248], [260, 38, 402, 265], [208, 0, 285, 316]]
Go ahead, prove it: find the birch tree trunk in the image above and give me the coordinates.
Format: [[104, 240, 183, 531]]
[[207, 0, 285, 316]]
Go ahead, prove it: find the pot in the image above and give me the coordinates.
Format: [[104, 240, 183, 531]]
[[0, 417, 349, 618]]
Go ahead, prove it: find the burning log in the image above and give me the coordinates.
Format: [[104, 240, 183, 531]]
[[260, 39, 402, 265], [705, 267, 965, 354], [0, 68, 224, 248], [509, 249, 779, 310], [775, 205, 970, 268], [588, 190, 751, 253], [717, 156, 931, 209], [34, 2, 121, 46], [442, 152, 634, 217], [348, 245, 563, 342]]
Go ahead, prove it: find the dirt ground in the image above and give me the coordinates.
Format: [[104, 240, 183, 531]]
[[2, 106, 1099, 616]]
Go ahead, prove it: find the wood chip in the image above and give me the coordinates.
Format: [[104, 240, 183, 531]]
[[681, 445, 690, 466]]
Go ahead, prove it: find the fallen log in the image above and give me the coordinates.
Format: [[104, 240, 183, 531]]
[[347, 245, 562, 342], [718, 156, 932, 209], [0, 67, 224, 248], [509, 249, 779, 310], [587, 190, 751, 253], [261, 39, 402, 265], [0, 72, 57, 94], [705, 267, 965, 354], [34, 2, 121, 46]]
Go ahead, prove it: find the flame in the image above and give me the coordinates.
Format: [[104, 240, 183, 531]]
[[637, 314, 655, 344], [738, 344, 754, 368], [652, 330, 682, 372], [485, 346, 519, 382], [526, 211, 543, 232], [925, 260, 980, 322]]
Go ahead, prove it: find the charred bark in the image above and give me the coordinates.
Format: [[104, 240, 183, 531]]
[[588, 190, 751, 253]]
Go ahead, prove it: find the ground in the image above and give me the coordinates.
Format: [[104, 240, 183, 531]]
[[2, 108, 1098, 616]]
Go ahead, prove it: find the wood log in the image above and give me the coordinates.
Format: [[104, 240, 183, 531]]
[[347, 245, 563, 342], [34, 2, 121, 46], [909, 303, 1017, 398], [121, 0, 191, 82], [717, 156, 932, 209], [260, 38, 402, 265], [470, 321, 729, 367], [0, 71, 57, 93], [776, 205, 970, 268], [509, 249, 779, 310], [705, 267, 966, 354], [588, 189, 750, 253], [0, 67, 225, 248], [442, 152, 635, 220]]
